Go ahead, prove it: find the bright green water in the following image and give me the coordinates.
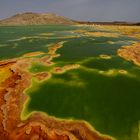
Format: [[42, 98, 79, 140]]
[[0, 25, 140, 140], [27, 67, 140, 140]]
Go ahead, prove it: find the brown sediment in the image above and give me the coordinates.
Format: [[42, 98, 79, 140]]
[[45, 61, 54, 66], [23, 51, 45, 57], [0, 42, 113, 140], [39, 42, 64, 65], [40, 55, 52, 63], [35, 72, 52, 81], [52, 64, 80, 74], [53, 67, 65, 74], [0, 58, 17, 66], [48, 42, 64, 55], [118, 42, 140, 66]]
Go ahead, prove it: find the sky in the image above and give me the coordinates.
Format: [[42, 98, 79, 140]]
[[0, 0, 140, 22]]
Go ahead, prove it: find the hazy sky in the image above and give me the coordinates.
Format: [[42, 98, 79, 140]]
[[0, 0, 140, 22]]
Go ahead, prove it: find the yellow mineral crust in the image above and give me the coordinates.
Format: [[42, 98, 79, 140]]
[[89, 25, 140, 39], [84, 32, 119, 38], [99, 54, 112, 59], [118, 42, 140, 66], [0, 63, 13, 85]]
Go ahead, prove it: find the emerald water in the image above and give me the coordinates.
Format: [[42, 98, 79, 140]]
[[0, 25, 140, 140]]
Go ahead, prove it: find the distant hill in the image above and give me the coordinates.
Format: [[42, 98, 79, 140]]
[[0, 12, 75, 25]]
